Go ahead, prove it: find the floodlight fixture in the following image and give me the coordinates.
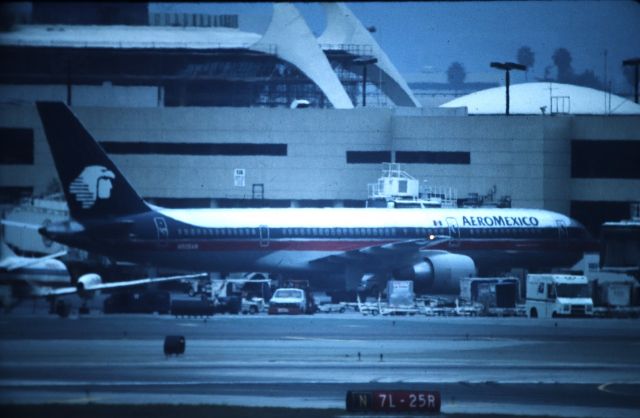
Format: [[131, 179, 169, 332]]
[[353, 56, 378, 107], [490, 62, 527, 72], [490, 61, 527, 115], [622, 58, 640, 103]]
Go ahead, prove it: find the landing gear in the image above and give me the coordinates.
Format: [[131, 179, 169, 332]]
[[357, 273, 378, 294], [53, 299, 71, 318]]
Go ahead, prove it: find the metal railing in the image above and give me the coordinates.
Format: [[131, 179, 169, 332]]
[[320, 43, 373, 57], [149, 13, 239, 29], [551, 95, 570, 114]]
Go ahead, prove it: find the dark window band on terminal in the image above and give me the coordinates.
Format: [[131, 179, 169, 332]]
[[395, 151, 470, 165], [346, 151, 392, 164], [100, 142, 287, 156], [0, 128, 34, 164], [571, 140, 640, 179]]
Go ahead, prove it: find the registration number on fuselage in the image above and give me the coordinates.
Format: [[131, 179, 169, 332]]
[[177, 243, 199, 250]]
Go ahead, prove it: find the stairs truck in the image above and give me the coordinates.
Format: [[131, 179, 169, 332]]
[[525, 274, 593, 318]]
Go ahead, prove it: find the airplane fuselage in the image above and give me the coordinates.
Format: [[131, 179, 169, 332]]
[[43, 206, 595, 289]]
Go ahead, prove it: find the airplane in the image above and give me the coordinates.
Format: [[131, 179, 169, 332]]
[[0, 238, 205, 316], [34, 101, 597, 295]]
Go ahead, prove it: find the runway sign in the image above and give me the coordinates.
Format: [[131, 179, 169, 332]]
[[346, 390, 440, 413]]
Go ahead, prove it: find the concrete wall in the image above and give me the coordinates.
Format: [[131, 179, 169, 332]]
[[1, 104, 639, 216], [393, 115, 548, 209], [0, 84, 161, 108]]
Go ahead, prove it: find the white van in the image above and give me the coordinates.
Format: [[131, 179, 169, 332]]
[[525, 274, 593, 318], [268, 288, 307, 315]]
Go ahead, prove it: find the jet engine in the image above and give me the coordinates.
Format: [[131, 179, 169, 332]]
[[76, 273, 102, 293], [394, 253, 476, 293]]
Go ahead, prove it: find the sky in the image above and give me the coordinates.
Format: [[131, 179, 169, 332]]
[[151, 2, 636, 92]]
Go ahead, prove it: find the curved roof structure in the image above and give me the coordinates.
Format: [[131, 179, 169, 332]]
[[251, 3, 354, 109], [318, 3, 421, 108], [0, 2, 419, 110], [440, 82, 640, 115]]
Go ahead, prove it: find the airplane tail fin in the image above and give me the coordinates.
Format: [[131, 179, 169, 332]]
[[36, 102, 149, 221]]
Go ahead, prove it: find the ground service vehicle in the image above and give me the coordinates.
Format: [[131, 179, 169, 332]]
[[268, 288, 307, 314], [525, 274, 593, 318]]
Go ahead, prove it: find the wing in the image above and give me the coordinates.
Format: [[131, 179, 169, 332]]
[[310, 235, 451, 269], [80, 272, 208, 292], [32, 286, 78, 297], [29, 273, 208, 297]]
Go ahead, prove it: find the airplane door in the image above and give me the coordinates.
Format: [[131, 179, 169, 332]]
[[154, 217, 169, 240], [259, 225, 269, 248], [556, 219, 568, 246], [446, 217, 460, 248]]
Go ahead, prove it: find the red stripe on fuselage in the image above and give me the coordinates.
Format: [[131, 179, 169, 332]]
[[128, 239, 395, 252], [120, 238, 587, 252]]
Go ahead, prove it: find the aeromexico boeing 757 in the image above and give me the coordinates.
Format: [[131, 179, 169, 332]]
[[35, 102, 596, 293]]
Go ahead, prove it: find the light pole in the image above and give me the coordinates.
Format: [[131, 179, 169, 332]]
[[490, 62, 527, 115], [623, 58, 640, 103], [353, 56, 378, 107]]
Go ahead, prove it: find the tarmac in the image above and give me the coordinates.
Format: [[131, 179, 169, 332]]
[[1, 300, 640, 417]]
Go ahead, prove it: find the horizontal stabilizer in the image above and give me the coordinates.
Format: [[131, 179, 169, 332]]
[[1, 219, 43, 230]]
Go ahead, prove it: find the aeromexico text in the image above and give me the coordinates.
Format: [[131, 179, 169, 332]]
[[461, 216, 540, 227]]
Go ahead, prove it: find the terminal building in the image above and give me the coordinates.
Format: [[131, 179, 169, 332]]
[[0, 2, 639, 240]]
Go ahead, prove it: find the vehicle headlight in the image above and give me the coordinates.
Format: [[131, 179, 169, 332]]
[[563, 305, 570, 311]]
